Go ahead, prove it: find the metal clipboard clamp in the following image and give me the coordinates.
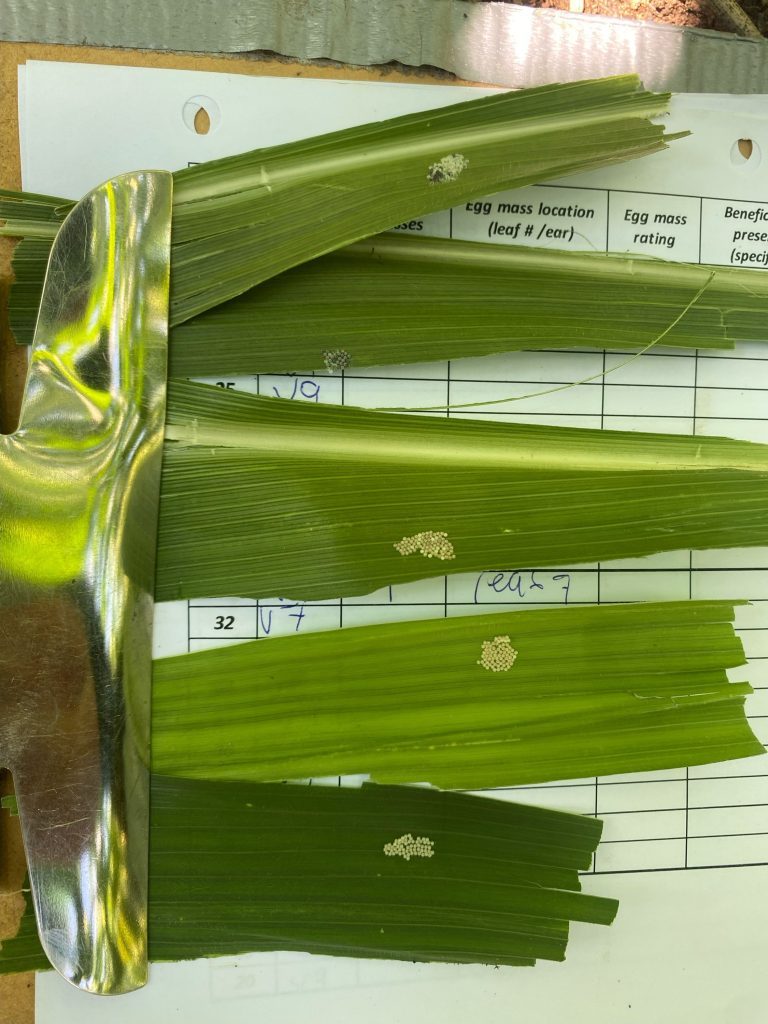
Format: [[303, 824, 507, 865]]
[[0, 170, 172, 993]]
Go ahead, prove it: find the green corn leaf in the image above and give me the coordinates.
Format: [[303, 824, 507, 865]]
[[167, 235, 768, 377], [9, 231, 768, 363], [1, 74, 680, 339], [158, 379, 768, 603], [153, 600, 762, 789], [0, 776, 617, 973], [0, 793, 18, 816], [0, 188, 67, 238], [0, 893, 42, 974], [169, 76, 678, 326], [4, 239, 55, 345]]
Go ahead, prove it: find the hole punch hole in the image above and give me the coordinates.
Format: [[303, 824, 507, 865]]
[[182, 95, 221, 136], [730, 138, 761, 172], [194, 107, 210, 135]]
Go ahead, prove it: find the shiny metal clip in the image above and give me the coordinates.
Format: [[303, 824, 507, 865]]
[[0, 170, 172, 993]]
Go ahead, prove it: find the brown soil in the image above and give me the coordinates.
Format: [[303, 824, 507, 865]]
[[520, 0, 767, 35]]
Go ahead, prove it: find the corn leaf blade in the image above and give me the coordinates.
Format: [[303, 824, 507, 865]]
[[0, 777, 617, 973], [1, 75, 680, 337], [158, 380, 768, 603], [14, 230, 768, 366], [10, 232, 768, 362], [161, 76, 680, 324], [167, 235, 768, 377], [153, 600, 763, 789]]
